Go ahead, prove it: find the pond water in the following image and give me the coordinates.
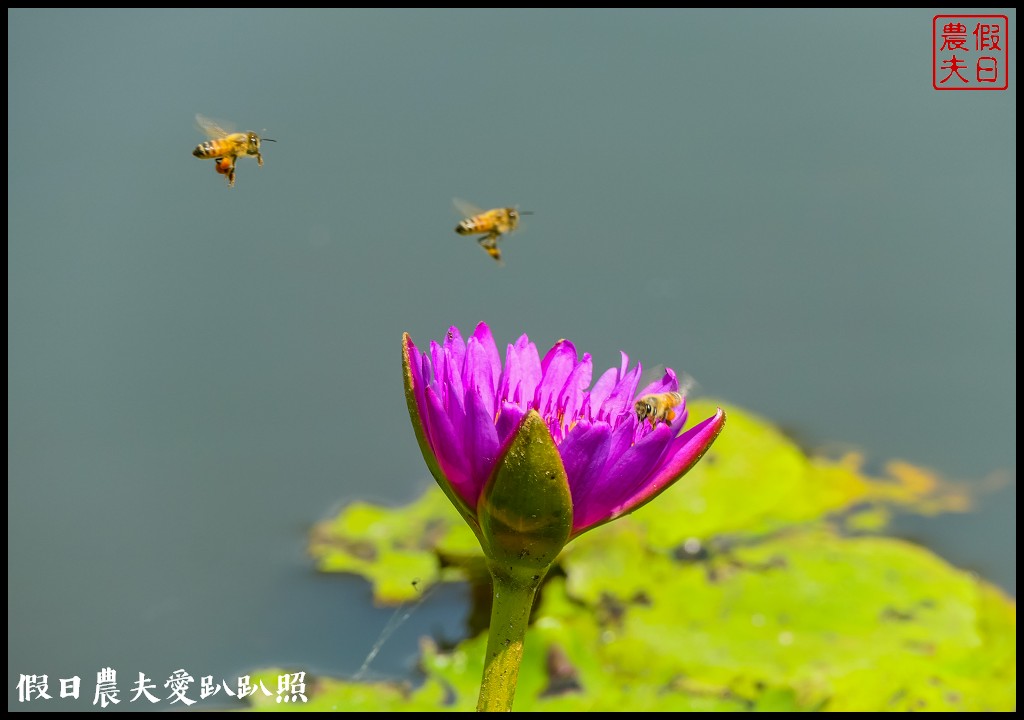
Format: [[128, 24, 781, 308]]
[[8, 9, 1015, 711]]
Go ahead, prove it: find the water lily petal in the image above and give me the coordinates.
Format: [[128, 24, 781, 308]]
[[444, 326, 466, 370], [498, 342, 520, 405], [553, 353, 592, 442], [567, 412, 637, 524], [560, 421, 612, 508], [513, 335, 543, 405], [403, 334, 438, 465], [471, 322, 502, 395], [534, 339, 578, 419], [428, 340, 456, 416], [587, 352, 626, 419], [598, 361, 642, 421], [466, 334, 498, 417], [495, 400, 527, 448], [462, 385, 501, 507], [499, 334, 540, 407], [573, 421, 675, 533], [424, 385, 474, 506], [405, 337, 443, 455], [636, 366, 678, 397], [609, 408, 726, 521]]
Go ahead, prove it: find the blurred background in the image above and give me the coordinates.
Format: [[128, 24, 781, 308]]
[[8, 9, 1015, 711]]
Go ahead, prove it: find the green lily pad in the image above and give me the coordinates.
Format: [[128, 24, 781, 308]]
[[632, 399, 973, 550], [564, 525, 1013, 711], [284, 400, 1014, 711], [240, 668, 439, 711], [307, 490, 478, 604]]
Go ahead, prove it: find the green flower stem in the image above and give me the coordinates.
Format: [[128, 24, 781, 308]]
[[473, 411, 574, 711], [476, 563, 546, 712]]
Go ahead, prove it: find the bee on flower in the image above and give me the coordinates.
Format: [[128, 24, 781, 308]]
[[634, 369, 699, 428]]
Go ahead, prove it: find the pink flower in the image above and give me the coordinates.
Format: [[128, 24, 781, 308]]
[[403, 322, 725, 538]]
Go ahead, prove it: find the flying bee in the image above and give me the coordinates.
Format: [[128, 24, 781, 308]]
[[634, 368, 699, 428], [453, 198, 533, 264], [192, 114, 276, 187]]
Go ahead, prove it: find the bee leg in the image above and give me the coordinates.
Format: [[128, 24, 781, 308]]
[[256, 152, 264, 167], [478, 235, 503, 264], [214, 156, 237, 187]]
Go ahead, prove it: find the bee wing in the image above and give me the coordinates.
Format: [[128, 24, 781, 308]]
[[195, 113, 234, 139], [453, 197, 486, 220], [637, 364, 701, 397], [677, 370, 701, 397]]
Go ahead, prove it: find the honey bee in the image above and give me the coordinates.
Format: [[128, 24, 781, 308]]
[[634, 369, 699, 428], [453, 198, 533, 264], [192, 114, 275, 187], [634, 392, 685, 428]]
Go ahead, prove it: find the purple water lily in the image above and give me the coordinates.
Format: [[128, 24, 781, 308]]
[[403, 322, 726, 537]]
